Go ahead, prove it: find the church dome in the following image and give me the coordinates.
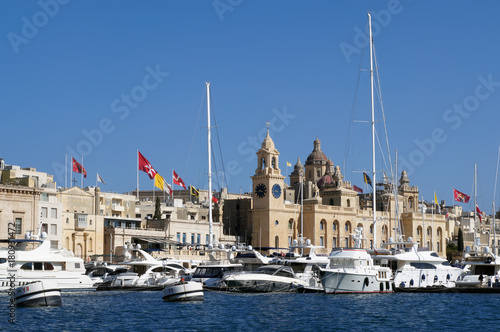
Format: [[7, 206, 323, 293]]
[[317, 174, 334, 188], [305, 138, 328, 165]]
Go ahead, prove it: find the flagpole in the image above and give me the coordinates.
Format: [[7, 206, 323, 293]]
[[422, 195, 425, 248], [70, 157, 73, 188], [432, 192, 434, 251], [65, 153, 67, 188], [172, 169, 174, 201], [136, 150, 139, 201], [81, 156, 84, 188]]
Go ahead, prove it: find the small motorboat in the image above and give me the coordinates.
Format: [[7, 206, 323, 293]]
[[14, 280, 62, 307], [162, 279, 204, 302]]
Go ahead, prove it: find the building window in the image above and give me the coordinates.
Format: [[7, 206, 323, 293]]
[[316, 170, 320, 177], [182, 233, 186, 244], [332, 237, 337, 247], [206, 234, 209, 245], [14, 218, 22, 234], [106, 199, 110, 206], [66, 218, 69, 224], [345, 223, 349, 232], [370, 224, 373, 234], [191, 234, 195, 244], [347, 199, 350, 208], [176, 232, 180, 243], [320, 236, 324, 247], [320, 221, 324, 230], [197, 234, 201, 244], [345, 237, 349, 247], [333, 222, 337, 231], [50, 241, 58, 250], [288, 220, 293, 230], [50, 224, 57, 236], [437, 242, 440, 252], [51, 208, 57, 219], [77, 214, 87, 228], [90, 219, 92, 226], [41, 207, 48, 218]]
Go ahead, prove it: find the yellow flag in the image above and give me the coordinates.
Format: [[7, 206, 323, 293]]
[[154, 173, 164, 191], [286, 161, 292, 167], [434, 191, 438, 204]]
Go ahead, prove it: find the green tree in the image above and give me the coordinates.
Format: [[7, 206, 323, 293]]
[[153, 196, 161, 220], [458, 228, 464, 252]]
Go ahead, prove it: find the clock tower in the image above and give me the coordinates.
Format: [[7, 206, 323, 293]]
[[251, 124, 286, 250]]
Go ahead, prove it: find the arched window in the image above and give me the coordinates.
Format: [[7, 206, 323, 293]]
[[272, 157, 276, 169], [332, 237, 337, 248], [370, 224, 373, 234], [261, 157, 266, 169], [288, 219, 293, 230], [330, 198, 334, 205], [332, 221, 337, 231], [275, 235, 279, 249], [347, 199, 351, 207], [320, 220, 326, 231], [316, 170, 321, 177]]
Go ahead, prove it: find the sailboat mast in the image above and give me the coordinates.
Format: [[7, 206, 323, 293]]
[[368, 12, 377, 250], [206, 82, 213, 248], [474, 163, 477, 248], [493, 146, 500, 253]]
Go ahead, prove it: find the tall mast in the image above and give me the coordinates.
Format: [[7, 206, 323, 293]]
[[369, 12, 377, 249], [493, 146, 500, 253], [206, 82, 213, 248], [474, 163, 477, 248]]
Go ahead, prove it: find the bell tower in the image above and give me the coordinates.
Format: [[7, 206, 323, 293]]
[[251, 123, 286, 251]]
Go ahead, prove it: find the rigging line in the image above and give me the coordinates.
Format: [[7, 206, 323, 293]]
[[343, 19, 369, 179], [186, 85, 208, 178], [374, 129, 389, 174], [209, 91, 229, 190], [372, 42, 393, 180]]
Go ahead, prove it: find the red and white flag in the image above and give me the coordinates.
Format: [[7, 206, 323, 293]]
[[212, 196, 218, 204], [453, 188, 470, 203], [173, 170, 187, 189], [72, 157, 87, 178], [353, 185, 363, 193], [138, 151, 157, 179], [476, 204, 483, 223]]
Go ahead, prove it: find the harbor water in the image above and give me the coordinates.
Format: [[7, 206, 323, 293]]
[[1, 290, 497, 331]]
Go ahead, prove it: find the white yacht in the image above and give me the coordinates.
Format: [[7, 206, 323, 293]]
[[222, 265, 308, 292], [95, 243, 184, 291], [271, 240, 329, 292], [190, 246, 243, 289], [0, 233, 94, 291], [318, 229, 393, 294], [371, 238, 463, 290], [456, 247, 500, 288]]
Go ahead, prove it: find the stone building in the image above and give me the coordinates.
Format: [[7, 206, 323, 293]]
[[241, 129, 453, 257], [0, 159, 62, 248]]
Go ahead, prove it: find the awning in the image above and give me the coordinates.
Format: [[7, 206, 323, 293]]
[[131, 236, 181, 246]]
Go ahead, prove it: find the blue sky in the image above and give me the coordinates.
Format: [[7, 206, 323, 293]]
[[1, 0, 499, 213]]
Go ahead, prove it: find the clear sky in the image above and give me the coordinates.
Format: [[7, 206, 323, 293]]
[[1, 0, 499, 213]]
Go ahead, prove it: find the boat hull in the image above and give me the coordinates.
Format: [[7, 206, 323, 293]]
[[319, 271, 393, 294], [162, 281, 204, 301], [14, 280, 62, 307]]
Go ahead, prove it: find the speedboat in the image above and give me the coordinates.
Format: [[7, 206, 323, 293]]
[[0, 232, 94, 291], [270, 239, 329, 292], [95, 243, 185, 291], [14, 280, 62, 307], [162, 279, 204, 301], [371, 237, 463, 290], [190, 246, 243, 289], [222, 265, 308, 292], [86, 262, 128, 284]]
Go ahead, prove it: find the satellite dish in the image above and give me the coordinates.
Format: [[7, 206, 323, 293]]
[[40, 232, 48, 240], [136, 244, 141, 250], [247, 245, 253, 251]]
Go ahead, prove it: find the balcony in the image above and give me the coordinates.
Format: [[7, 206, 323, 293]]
[[112, 204, 124, 212]]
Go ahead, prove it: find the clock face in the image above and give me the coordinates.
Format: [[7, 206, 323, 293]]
[[255, 183, 267, 198], [272, 184, 281, 199]]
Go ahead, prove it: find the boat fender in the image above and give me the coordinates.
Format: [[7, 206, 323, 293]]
[[364, 277, 369, 287]]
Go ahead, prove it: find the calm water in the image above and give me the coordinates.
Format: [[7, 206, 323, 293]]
[[1, 290, 498, 331]]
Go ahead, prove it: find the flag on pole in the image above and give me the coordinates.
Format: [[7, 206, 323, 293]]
[[72, 157, 87, 178], [434, 191, 440, 213], [138, 151, 157, 179], [453, 188, 470, 203], [154, 173, 172, 195], [353, 185, 363, 193], [363, 172, 372, 187], [173, 170, 187, 189], [476, 204, 483, 223], [286, 161, 292, 167], [97, 173, 106, 185], [190, 186, 199, 198], [212, 196, 218, 204]]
